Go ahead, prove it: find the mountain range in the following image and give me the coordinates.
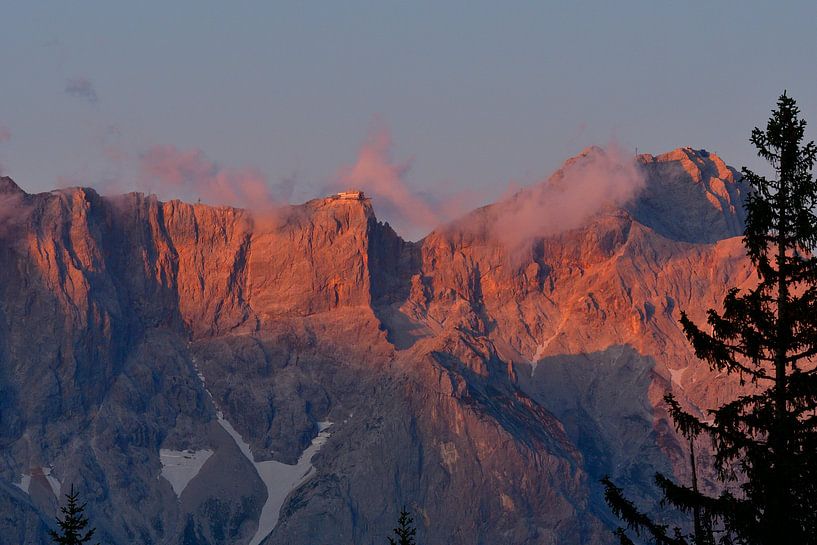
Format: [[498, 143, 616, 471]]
[[0, 146, 752, 545]]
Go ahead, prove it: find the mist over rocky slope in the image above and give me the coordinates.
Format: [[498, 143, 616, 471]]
[[0, 147, 750, 545]]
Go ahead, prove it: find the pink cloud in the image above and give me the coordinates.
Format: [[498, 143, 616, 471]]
[[335, 125, 436, 235], [137, 145, 286, 209], [492, 141, 646, 253], [335, 122, 484, 240]]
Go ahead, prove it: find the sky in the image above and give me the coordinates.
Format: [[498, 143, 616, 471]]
[[1, 1, 816, 239]]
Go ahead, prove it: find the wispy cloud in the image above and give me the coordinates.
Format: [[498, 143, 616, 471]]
[[137, 144, 289, 209], [65, 77, 99, 104], [334, 121, 483, 240], [490, 142, 646, 253]]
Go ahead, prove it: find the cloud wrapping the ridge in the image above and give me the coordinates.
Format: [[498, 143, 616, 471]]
[[335, 123, 482, 239], [336, 126, 436, 235], [65, 77, 99, 104], [494, 142, 646, 250], [334, 128, 643, 245], [138, 145, 287, 209]]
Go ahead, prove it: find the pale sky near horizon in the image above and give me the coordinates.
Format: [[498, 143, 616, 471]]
[[1, 1, 816, 238]]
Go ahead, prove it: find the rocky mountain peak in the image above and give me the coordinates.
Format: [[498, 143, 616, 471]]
[[540, 145, 618, 185], [310, 191, 375, 221], [629, 147, 747, 243], [0, 176, 25, 195], [640, 147, 735, 184]]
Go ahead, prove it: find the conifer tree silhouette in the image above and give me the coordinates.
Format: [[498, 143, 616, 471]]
[[49, 484, 99, 545], [388, 507, 417, 545], [603, 92, 817, 544]]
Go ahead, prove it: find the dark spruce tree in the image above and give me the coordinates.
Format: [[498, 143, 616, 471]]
[[388, 508, 417, 545], [603, 92, 817, 545], [49, 485, 99, 545]]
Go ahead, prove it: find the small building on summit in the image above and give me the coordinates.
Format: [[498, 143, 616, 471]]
[[336, 190, 366, 200]]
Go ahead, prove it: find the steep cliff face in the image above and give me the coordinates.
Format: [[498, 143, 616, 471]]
[[0, 148, 751, 545], [372, 147, 751, 508]]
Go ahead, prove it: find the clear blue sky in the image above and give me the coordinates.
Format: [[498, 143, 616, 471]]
[[1, 1, 815, 231]]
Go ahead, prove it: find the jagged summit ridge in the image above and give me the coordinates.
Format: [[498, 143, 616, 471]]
[[543, 145, 747, 243], [640, 147, 733, 178], [630, 147, 747, 243], [437, 146, 747, 251], [0, 145, 745, 248]]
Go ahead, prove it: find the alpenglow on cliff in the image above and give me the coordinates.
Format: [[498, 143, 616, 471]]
[[0, 147, 750, 545]]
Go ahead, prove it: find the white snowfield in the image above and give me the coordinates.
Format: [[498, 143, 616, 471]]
[[13, 474, 31, 494], [241, 420, 333, 545], [43, 467, 61, 497], [13, 466, 60, 497], [193, 360, 332, 545], [159, 449, 214, 497], [668, 365, 689, 386]]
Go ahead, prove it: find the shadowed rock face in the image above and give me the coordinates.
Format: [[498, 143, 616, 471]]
[[629, 148, 747, 243], [0, 149, 751, 545]]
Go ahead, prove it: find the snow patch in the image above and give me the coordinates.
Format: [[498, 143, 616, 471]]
[[193, 360, 333, 545], [215, 410, 254, 461], [668, 366, 686, 385], [13, 474, 31, 494], [13, 467, 58, 496], [530, 329, 563, 372], [159, 449, 214, 497], [248, 422, 332, 545], [531, 343, 546, 364], [41, 467, 61, 497]]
